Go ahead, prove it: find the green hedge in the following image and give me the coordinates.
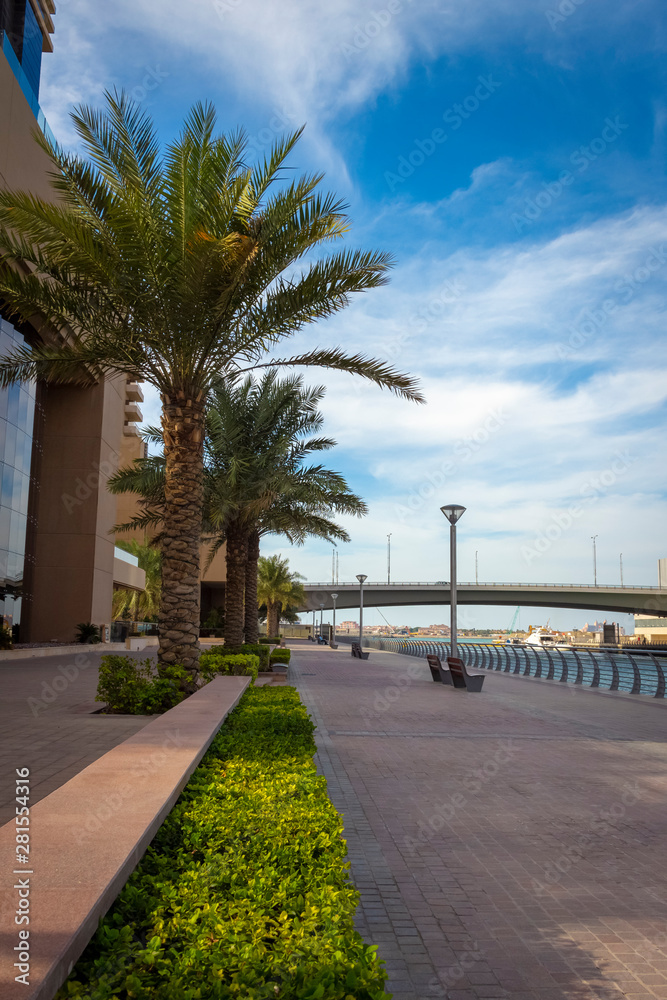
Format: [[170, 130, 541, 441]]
[[96, 657, 188, 715], [270, 648, 291, 665], [57, 686, 389, 1000], [199, 652, 259, 683], [212, 642, 271, 670], [259, 635, 281, 645]]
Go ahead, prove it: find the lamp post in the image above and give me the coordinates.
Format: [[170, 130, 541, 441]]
[[440, 505, 466, 659], [356, 574, 367, 649], [620, 552, 624, 587], [591, 535, 598, 587], [387, 533, 392, 585], [331, 593, 338, 646], [320, 603, 324, 641], [311, 608, 316, 640]]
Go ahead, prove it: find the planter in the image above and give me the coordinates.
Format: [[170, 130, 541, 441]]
[[126, 637, 148, 651]]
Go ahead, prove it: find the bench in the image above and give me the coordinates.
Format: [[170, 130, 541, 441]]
[[351, 642, 369, 660], [447, 655, 485, 692], [426, 654, 452, 685]]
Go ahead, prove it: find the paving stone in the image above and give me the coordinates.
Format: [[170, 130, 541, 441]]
[[290, 642, 667, 1000]]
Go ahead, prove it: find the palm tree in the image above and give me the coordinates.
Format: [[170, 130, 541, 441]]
[[204, 373, 366, 646], [112, 539, 161, 622], [109, 373, 366, 646], [0, 94, 422, 688], [257, 555, 305, 637]]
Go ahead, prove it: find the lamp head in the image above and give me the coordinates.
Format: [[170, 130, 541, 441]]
[[440, 504, 466, 525], [331, 593, 338, 600], [356, 574, 368, 584]]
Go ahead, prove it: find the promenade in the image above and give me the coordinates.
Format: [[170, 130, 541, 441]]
[[290, 641, 667, 1000], [0, 651, 149, 827]]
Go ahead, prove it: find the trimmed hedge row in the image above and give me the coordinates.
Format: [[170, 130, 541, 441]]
[[270, 648, 291, 666], [215, 642, 272, 670], [97, 654, 259, 714], [58, 686, 389, 1000], [199, 651, 259, 683]]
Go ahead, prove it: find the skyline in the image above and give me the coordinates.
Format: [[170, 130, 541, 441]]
[[39, 0, 667, 630]]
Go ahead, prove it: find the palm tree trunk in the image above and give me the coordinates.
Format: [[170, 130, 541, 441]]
[[266, 600, 281, 638], [244, 528, 260, 644], [266, 600, 276, 638], [223, 519, 247, 647], [158, 391, 205, 691]]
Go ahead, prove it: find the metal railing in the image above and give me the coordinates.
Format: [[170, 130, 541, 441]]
[[305, 581, 663, 590], [345, 636, 667, 699]]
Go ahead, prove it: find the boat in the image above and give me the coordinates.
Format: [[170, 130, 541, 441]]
[[521, 627, 572, 651]]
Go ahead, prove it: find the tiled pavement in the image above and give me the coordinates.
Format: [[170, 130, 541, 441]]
[[289, 641, 667, 1000], [0, 651, 150, 826]]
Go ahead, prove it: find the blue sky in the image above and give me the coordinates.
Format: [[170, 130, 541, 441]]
[[40, 0, 667, 630]]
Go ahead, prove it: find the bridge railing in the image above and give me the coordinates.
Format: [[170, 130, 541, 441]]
[[341, 636, 666, 699]]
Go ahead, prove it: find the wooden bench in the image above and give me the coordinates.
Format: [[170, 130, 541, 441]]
[[447, 655, 485, 692], [351, 642, 369, 660], [426, 654, 452, 685]]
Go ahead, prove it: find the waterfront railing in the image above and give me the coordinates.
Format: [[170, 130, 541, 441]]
[[339, 636, 667, 699]]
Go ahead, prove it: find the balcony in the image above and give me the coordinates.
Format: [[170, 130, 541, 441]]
[[123, 422, 140, 437], [124, 401, 143, 423], [125, 381, 144, 403]]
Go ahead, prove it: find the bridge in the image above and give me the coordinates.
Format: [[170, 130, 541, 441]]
[[300, 582, 667, 616]]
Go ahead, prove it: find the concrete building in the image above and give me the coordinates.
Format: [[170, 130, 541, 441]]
[[0, 3, 146, 641]]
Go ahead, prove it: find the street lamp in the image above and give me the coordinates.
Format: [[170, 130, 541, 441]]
[[387, 533, 392, 585], [441, 505, 466, 659], [320, 603, 324, 641], [591, 535, 598, 587], [331, 593, 338, 646], [356, 574, 367, 649], [311, 608, 316, 640]]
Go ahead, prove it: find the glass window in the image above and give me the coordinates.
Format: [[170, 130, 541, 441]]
[[22, 2, 42, 96], [7, 383, 20, 426], [0, 317, 37, 634], [1, 465, 13, 508]]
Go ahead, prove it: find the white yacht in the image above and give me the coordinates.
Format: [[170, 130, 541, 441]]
[[522, 627, 572, 651]]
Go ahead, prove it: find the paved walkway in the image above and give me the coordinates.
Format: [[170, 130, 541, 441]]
[[0, 651, 150, 827], [289, 641, 667, 1000]]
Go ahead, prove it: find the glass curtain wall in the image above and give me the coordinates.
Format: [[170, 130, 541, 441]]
[[0, 317, 37, 636]]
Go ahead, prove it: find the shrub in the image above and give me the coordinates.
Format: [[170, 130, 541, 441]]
[[0, 622, 12, 650], [75, 621, 101, 644], [210, 641, 271, 670], [259, 635, 281, 644], [270, 647, 291, 666], [96, 656, 188, 714], [198, 652, 259, 684], [58, 686, 390, 1000]]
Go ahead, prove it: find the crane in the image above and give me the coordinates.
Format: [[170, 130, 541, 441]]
[[507, 606, 520, 634]]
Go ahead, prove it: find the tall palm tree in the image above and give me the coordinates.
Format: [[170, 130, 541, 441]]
[[112, 539, 161, 622], [0, 94, 422, 688], [257, 555, 305, 637]]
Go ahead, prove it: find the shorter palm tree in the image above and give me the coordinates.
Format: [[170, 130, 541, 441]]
[[257, 555, 305, 637]]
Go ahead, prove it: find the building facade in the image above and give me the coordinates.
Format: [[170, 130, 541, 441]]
[[0, 2, 145, 641]]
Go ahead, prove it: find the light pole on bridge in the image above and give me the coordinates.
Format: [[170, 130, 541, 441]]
[[331, 593, 338, 647], [441, 504, 466, 659], [387, 533, 392, 585], [592, 535, 598, 587], [356, 574, 367, 649]]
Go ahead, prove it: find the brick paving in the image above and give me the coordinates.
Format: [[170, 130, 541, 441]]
[[290, 641, 667, 1000], [0, 651, 150, 826]]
